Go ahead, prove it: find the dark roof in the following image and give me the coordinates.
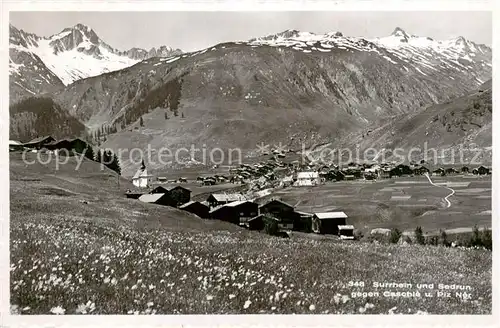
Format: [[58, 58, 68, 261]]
[[150, 186, 169, 194], [259, 199, 295, 210], [178, 201, 208, 209], [168, 185, 191, 192], [24, 135, 54, 145]]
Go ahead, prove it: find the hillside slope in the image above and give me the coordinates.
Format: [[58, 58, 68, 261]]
[[9, 97, 86, 142], [9, 152, 492, 314], [330, 79, 492, 165]]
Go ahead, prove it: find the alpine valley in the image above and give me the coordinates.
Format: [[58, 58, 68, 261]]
[[9, 24, 492, 176]]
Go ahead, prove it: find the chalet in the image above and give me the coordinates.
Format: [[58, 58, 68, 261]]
[[157, 177, 168, 183], [259, 199, 297, 230], [9, 140, 24, 151], [473, 166, 490, 175], [338, 225, 355, 240], [206, 193, 247, 208], [294, 210, 314, 232], [203, 178, 216, 185], [295, 172, 320, 186], [363, 167, 378, 180], [132, 161, 153, 188], [344, 174, 356, 181], [247, 214, 266, 230], [432, 168, 445, 176], [445, 167, 459, 175], [23, 136, 55, 149], [168, 186, 191, 207], [178, 177, 188, 183], [380, 168, 392, 179], [390, 164, 412, 177], [413, 165, 430, 175], [312, 212, 348, 235], [209, 200, 259, 226], [138, 193, 175, 206], [45, 138, 88, 154], [461, 166, 470, 174], [150, 186, 169, 194], [179, 201, 209, 218], [125, 190, 143, 199]]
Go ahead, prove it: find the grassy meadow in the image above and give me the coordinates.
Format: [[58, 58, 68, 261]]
[[9, 152, 492, 314]]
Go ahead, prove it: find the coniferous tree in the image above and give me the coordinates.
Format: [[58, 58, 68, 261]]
[[95, 149, 102, 162], [414, 226, 425, 245], [140, 116, 144, 127], [84, 146, 94, 161]]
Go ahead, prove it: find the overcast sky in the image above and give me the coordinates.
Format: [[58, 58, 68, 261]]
[[10, 11, 492, 52]]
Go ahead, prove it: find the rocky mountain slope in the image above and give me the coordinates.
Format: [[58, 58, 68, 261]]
[[9, 23, 182, 103], [10, 27, 492, 175], [328, 79, 492, 165], [10, 97, 86, 142]]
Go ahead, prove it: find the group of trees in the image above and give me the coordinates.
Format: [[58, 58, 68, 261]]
[[81, 144, 121, 176], [384, 225, 492, 250], [94, 148, 121, 175]]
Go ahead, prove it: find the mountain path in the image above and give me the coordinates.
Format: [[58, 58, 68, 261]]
[[423, 173, 455, 209]]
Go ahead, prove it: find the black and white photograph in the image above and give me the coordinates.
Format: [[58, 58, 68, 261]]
[[2, 0, 497, 323]]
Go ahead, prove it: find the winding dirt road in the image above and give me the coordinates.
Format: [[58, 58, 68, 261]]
[[423, 173, 456, 209]]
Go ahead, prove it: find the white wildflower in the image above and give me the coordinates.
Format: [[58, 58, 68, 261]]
[[309, 304, 316, 311], [50, 306, 65, 315], [243, 300, 252, 309]]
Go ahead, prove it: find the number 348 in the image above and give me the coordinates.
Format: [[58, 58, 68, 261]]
[[348, 281, 365, 288]]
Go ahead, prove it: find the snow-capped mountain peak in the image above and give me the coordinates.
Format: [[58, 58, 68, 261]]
[[9, 23, 182, 87], [390, 27, 410, 42]]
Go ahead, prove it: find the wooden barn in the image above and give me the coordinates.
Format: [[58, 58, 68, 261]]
[[473, 165, 490, 175], [390, 164, 412, 177], [138, 193, 176, 207], [125, 190, 143, 199], [312, 212, 348, 235], [259, 199, 298, 230], [45, 138, 88, 154], [432, 168, 445, 176], [445, 167, 459, 175], [23, 136, 55, 149], [246, 214, 266, 231], [9, 140, 24, 151], [168, 186, 191, 207], [179, 201, 209, 218], [206, 193, 246, 209], [150, 186, 169, 194], [461, 166, 470, 174], [338, 225, 355, 240], [209, 200, 259, 226], [413, 165, 430, 175], [380, 168, 392, 179]]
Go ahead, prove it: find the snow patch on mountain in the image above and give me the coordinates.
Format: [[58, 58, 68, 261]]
[[9, 23, 181, 86]]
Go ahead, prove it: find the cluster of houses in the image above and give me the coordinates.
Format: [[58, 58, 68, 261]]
[[9, 136, 90, 154], [293, 162, 492, 186], [126, 179, 354, 239]]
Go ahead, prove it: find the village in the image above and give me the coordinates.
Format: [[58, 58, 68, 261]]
[[124, 145, 492, 241], [9, 135, 492, 241]]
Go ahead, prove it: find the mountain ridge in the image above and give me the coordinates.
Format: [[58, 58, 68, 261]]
[[9, 25, 492, 176], [9, 23, 182, 103]]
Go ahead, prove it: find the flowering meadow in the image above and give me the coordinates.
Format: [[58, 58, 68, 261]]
[[9, 154, 492, 315], [11, 211, 492, 315]]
